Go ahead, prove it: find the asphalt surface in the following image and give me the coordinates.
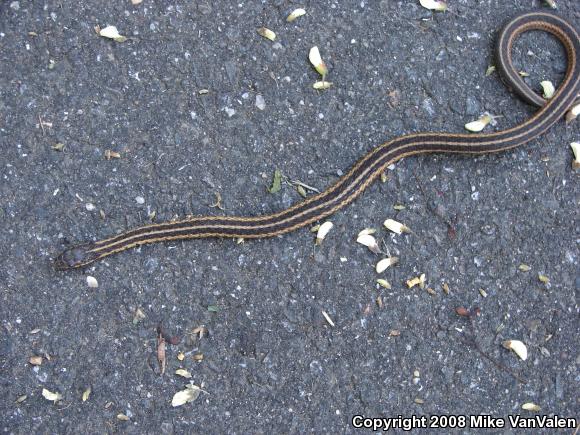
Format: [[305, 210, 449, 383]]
[[1, 0, 579, 433]]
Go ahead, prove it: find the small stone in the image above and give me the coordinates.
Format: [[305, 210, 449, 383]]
[[135, 196, 145, 204]]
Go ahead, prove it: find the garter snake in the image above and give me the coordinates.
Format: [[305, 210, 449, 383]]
[[55, 11, 580, 270]]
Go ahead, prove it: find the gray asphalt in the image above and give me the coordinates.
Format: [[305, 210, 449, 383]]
[[1, 0, 579, 433]]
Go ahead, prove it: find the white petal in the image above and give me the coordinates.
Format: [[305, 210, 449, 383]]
[[257, 27, 276, 41], [287, 8, 306, 22], [356, 234, 380, 254], [315, 221, 333, 245], [522, 403, 541, 412], [313, 81, 332, 90], [540, 81, 555, 99], [383, 218, 410, 234], [376, 257, 399, 273], [419, 0, 448, 11], [42, 388, 62, 403], [502, 340, 528, 361], [309, 46, 328, 76], [465, 114, 492, 132], [86, 276, 98, 288]]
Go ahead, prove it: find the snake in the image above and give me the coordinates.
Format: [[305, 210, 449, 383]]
[[55, 11, 580, 270]]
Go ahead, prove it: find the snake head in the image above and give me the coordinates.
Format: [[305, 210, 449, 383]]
[[54, 242, 100, 270]]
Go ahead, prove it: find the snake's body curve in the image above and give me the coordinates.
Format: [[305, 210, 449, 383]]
[[55, 11, 580, 270]]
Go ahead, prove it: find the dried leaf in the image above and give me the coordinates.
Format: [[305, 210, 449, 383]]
[[177, 352, 185, 361], [175, 369, 192, 378], [286, 8, 306, 22], [376, 257, 399, 273], [157, 327, 166, 375], [442, 282, 450, 294], [29, 356, 42, 366], [171, 384, 201, 407], [133, 307, 146, 324], [104, 149, 121, 159], [502, 340, 528, 361], [42, 388, 62, 403], [268, 169, 282, 194], [99, 25, 127, 42], [419, 0, 447, 12], [257, 27, 276, 41]]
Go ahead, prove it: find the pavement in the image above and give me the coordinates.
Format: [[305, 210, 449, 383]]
[[1, 0, 579, 433]]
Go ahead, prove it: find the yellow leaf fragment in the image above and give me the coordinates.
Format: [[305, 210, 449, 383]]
[[540, 81, 555, 99], [522, 402, 541, 412], [313, 81, 332, 90], [42, 388, 62, 403], [99, 25, 127, 42], [479, 288, 488, 298], [485, 65, 496, 76], [406, 273, 426, 289], [502, 340, 528, 361], [419, 0, 447, 11], [570, 142, 580, 169], [309, 46, 328, 77], [117, 414, 130, 421], [171, 384, 202, 407], [257, 27, 276, 41], [538, 274, 549, 284], [177, 352, 185, 361], [315, 221, 333, 245], [286, 8, 306, 22], [519, 71, 530, 77], [376, 257, 399, 274], [377, 279, 391, 289], [15, 395, 27, 403], [175, 369, 192, 378], [52, 143, 65, 151], [82, 387, 91, 402], [518, 264, 531, 272], [465, 114, 492, 132], [383, 218, 410, 234]]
